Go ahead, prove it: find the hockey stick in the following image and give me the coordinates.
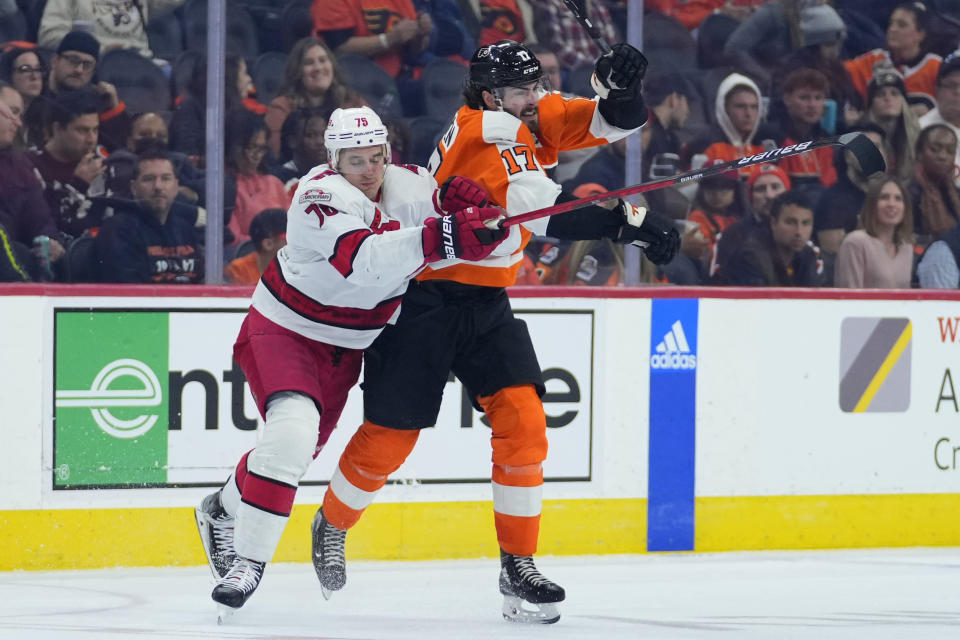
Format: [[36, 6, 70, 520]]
[[501, 132, 885, 229], [562, 0, 611, 53]]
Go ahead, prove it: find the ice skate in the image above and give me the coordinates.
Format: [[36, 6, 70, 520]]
[[311, 507, 346, 600], [195, 490, 236, 580], [211, 556, 265, 618], [499, 550, 565, 624]]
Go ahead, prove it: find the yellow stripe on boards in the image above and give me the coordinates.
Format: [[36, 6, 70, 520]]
[[1, 499, 646, 571], [695, 493, 960, 551], [853, 322, 912, 413]]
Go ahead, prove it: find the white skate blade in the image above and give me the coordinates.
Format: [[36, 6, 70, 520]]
[[321, 586, 333, 601], [501, 595, 560, 624], [216, 603, 236, 625], [194, 508, 220, 581]]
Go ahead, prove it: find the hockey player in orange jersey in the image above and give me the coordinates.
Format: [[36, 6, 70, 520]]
[[312, 40, 680, 624]]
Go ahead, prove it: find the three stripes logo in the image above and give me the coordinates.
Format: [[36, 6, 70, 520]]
[[650, 320, 697, 370], [839, 317, 912, 412]]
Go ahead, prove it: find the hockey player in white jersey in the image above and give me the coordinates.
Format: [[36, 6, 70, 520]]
[[194, 106, 507, 619]]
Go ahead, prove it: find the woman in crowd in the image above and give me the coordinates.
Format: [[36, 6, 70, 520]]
[[0, 47, 44, 125], [224, 108, 289, 247], [170, 55, 263, 159], [265, 37, 364, 157], [835, 175, 914, 288], [844, 2, 941, 107], [907, 123, 960, 247], [862, 62, 921, 182]]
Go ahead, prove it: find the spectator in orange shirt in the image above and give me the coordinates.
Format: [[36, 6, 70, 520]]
[[768, 67, 837, 189], [844, 2, 941, 108], [224, 208, 287, 285]]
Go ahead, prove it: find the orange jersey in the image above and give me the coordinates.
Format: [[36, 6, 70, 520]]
[[844, 49, 941, 105], [420, 93, 635, 287], [313, 0, 417, 77]]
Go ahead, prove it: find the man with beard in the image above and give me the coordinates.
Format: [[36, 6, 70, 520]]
[[94, 147, 203, 283], [311, 39, 679, 624], [24, 30, 130, 151]]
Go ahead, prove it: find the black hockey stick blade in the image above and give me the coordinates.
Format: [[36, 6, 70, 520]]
[[837, 131, 886, 176], [502, 133, 886, 228], [562, 0, 611, 53]]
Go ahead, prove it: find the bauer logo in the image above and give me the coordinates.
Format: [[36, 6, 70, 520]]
[[838, 317, 912, 412], [650, 320, 697, 370]]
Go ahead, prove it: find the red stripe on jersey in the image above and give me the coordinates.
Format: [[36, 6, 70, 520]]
[[261, 259, 403, 330], [330, 228, 373, 277], [240, 469, 297, 517]]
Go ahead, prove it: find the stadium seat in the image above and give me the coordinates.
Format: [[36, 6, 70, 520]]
[[422, 58, 468, 120], [146, 10, 184, 61], [337, 55, 403, 119], [0, 11, 27, 44], [280, 0, 313, 52], [643, 12, 696, 72], [65, 233, 99, 283], [171, 49, 201, 99], [565, 62, 594, 98], [183, 0, 259, 58], [251, 51, 287, 104], [98, 49, 172, 114], [406, 115, 448, 166]]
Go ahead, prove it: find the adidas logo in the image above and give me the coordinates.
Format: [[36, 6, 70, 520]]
[[650, 320, 697, 370]]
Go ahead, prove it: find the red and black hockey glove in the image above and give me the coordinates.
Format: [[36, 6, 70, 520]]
[[614, 201, 680, 266], [592, 43, 647, 102], [422, 206, 507, 263], [439, 176, 489, 212]]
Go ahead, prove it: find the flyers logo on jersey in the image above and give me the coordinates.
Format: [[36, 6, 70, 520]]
[[300, 188, 332, 204]]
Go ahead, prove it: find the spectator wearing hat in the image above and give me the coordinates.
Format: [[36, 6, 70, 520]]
[[768, 67, 837, 189], [722, 188, 826, 286], [776, 4, 862, 129], [814, 122, 888, 254], [845, 3, 941, 108], [723, 0, 835, 95], [37, 0, 185, 61], [863, 60, 920, 182], [24, 30, 130, 152], [224, 209, 288, 285], [709, 164, 790, 282], [919, 53, 960, 187]]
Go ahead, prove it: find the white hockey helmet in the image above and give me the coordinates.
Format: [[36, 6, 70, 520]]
[[324, 106, 391, 171]]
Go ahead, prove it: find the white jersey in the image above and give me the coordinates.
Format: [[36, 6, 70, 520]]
[[251, 163, 443, 349]]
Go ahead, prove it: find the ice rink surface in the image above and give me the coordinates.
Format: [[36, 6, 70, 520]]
[[1, 548, 958, 639]]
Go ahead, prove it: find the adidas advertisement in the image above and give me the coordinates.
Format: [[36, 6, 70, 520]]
[[650, 319, 697, 370], [647, 298, 698, 552], [52, 307, 593, 489]]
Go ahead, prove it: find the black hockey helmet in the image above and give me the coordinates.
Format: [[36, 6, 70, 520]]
[[468, 40, 543, 92]]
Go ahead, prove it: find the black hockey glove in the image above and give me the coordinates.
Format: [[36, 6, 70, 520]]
[[591, 43, 647, 102], [614, 201, 680, 266]]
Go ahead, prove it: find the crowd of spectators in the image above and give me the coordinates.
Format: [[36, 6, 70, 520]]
[[1, 0, 960, 290]]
